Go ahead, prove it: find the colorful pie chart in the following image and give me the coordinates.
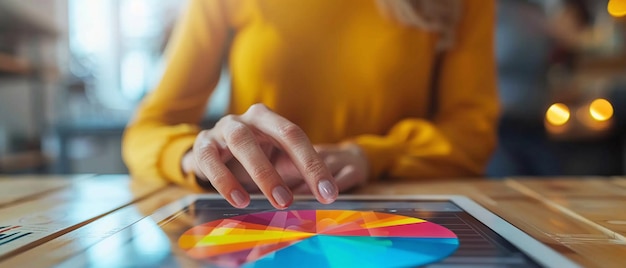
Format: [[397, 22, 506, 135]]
[[178, 210, 459, 267]]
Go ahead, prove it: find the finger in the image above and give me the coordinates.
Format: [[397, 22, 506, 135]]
[[322, 154, 344, 174], [289, 154, 343, 195], [272, 151, 305, 188], [294, 164, 359, 194], [333, 165, 361, 192], [193, 131, 250, 208], [240, 104, 338, 204], [218, 115, 293, 209], [225, 159, 259, 192], [226, 142, 277, 193]]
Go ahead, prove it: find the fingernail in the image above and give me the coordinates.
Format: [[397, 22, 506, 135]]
[[230, 190, 247, 207], [272, 186, 292, 207], [318, 179, 337, 201]]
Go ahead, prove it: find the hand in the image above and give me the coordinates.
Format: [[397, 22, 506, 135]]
[[292, 142, 370, 194], [224, 146, 312, 192], [226, 142, 370, 194], [181, 104, 339, 209]]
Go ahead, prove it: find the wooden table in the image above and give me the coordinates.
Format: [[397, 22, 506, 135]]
[[0, 175, 625, 267]]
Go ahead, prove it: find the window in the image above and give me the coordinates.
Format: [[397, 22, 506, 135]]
[[68, 0, 180, 110]]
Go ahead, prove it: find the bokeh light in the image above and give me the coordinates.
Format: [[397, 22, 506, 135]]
[[546, 103, 571, 126], [589, 99, 614, 122], [608, 0, 626, 17]]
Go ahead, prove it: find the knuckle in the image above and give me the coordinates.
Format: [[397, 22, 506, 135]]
[[277, 124, 306, 141], [216, 114, 237, 128], [196, 148, 216, 164], [193, 140, 215, 161], [225, 122, 251, 145], [302, 159, 328, 179], [195, 130, 216, 146], [251, 165, 277, 181], [247, 103, 269, 115], [197, 129, 210, 139], [208, 172, 232, 189]]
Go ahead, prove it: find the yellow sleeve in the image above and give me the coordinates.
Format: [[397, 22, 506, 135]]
[[122, 0, 230, 190], [354, 1, 499, 180]]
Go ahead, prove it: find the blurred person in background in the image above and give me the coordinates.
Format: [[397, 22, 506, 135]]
[[123, 0, 498, 209], [487, 0, 600, 177]]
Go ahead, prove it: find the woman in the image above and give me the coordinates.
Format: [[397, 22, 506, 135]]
[[123, 0, 498, 209]]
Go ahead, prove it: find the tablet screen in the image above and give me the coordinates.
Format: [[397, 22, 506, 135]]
[[60, 196, 575, 267]]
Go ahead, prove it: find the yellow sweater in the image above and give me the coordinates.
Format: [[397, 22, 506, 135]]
[[123, 0, 498, 190]]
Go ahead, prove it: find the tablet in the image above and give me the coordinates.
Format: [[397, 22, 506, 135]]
[[60, 195, 579, 268]]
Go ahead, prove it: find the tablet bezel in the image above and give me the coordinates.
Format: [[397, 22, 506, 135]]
[[141, 194, 580, 268]]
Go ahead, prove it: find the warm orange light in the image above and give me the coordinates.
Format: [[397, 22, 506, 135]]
[[608, 0, 626, 17], [546, 103, 570, 126], [589, 98, 614, 121]]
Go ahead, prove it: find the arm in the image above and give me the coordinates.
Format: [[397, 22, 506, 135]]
[[122, 0, 230, 190], [124, 1, 338, 208], [354, 0, 499, 180]]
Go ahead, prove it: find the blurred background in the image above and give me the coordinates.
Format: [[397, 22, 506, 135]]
[[0, 0, 625, 178]]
